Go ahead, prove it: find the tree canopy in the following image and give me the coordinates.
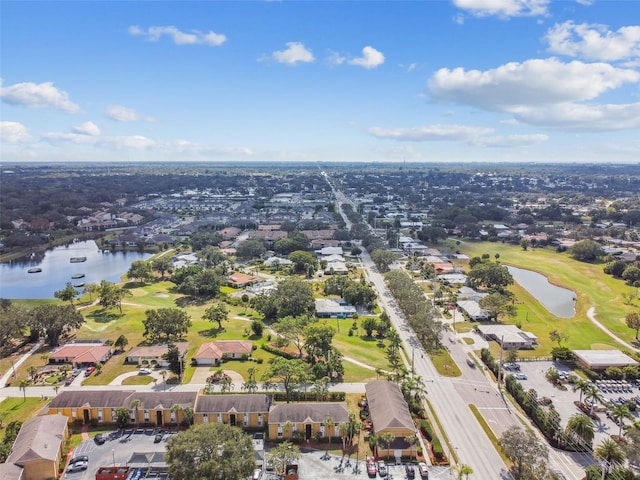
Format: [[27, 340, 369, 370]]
[[30, 304, 85, 347], [143, 308, 191, 342], [165, 423, 255, 480], [570, 240, 604, 263]]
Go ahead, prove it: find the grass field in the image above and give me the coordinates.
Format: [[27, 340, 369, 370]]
[[456, 240, 639, 355], [0, 397, 49, 434]]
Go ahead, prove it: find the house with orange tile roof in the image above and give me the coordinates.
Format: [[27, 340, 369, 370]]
[[193, 340, 254, 366], [49, 343, 113, 366]]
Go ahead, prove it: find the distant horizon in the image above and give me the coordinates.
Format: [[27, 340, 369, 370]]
[[2, 1, 639, 164]]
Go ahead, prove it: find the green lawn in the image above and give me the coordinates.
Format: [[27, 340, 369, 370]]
[[457, 240, 638, 355], [430, 349, 462, 377], [0, 397, 49, 431]]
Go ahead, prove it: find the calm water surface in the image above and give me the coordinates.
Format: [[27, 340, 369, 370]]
[[0, 240, 151, 299], [507, 265, 576, 318]]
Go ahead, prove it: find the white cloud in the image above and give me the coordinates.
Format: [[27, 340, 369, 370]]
[[470, 133, 549, 147], [129, 25, 226, 46], [453, 13, 465, 25], [326, 50, 346, 67], [453, 0, 550, 18], [105, 105, 154, 123], [428, 57, 640, 130], [368, 124, 493, 141], [73, 121, 100, 136], [575, 0, 594, 5], [0, 81, 80, 113], [429, 58, 639, 108], [267, 42, 315, 65], [545, 21, 640, 61], [0, 121, 33, 144], [513, 102, 640, 131], [42, 132, 98, 145], [348, 46, 385, 69], [367, 123, 548, 147]]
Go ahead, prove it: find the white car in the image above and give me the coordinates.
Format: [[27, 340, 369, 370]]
[[138, 368, 152, 375], [515, 372, 527, 380]]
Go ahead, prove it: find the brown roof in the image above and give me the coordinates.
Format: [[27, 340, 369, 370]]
[[7, 414, 67, 466], [301, 230, 336, 240], [365, 380, 415, 432], [125, 392, 197, 410], [195, 394, 271, 414], [194, 341, 253, 361], [228, 272, 261, 286], [48, 390, 197, 411], [49, 344, 112, 363], [268, 403, 348, 424]]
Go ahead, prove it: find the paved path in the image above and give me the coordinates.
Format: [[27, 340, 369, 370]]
[[587, 306, 639, 353]]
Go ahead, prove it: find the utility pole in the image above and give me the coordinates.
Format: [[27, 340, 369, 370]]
[[497, 335, 504, 388]]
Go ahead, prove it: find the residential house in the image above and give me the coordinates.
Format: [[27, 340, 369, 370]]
[[267, 403, 348, 441], [192, 341, 254, 366], [476, 325, 538, 350], [315, 299, 356, 319], [125, 342, 188, 368], [456, 300, 490, 321], [365, 381, 417, 461], [194, 394, 271, 429], [48, 343, 113, 366], [315, 246, 343, 257], [228, 272, 262, 288], [1, 414, 68, 480]]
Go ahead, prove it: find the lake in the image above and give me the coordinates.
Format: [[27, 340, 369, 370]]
[[507, 266, 576, 318], [0, 240, 152, 299]]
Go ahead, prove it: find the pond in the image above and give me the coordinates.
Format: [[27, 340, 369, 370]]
[[0, 240, 152, 299], [507, 266, 576, 318]]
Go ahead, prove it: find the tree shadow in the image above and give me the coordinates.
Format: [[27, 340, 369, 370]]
[[198, 328, 220, 338], [175, 296, 208, 308], [87, 310, 123, 324], [123, 280, 146, 289]]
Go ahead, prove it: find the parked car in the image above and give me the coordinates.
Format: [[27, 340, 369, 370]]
[[69, 455, 88, 464], [418, 462, 429, 479], [67, 461, 88, 472], [94, 433, 106, 445], [366, 457, 377, 477], [405, 464, 416, 478], [84, 366, 96, 376], [252, 469, 262, 480], [377, 461, 387, 478], [515, 372, 527, 380], [466, 358, 476, 368], [154, 433, 163, 443], [138, 368, 152, 375]]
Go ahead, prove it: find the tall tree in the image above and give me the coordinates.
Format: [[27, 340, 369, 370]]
[[152, 256, 173, 279], [54, 282, 78, 304], [30, 304, 85, 346], [261, 357, 308, 403], [268, 441, 300, 478], [272, 278, 315, 318], [203, 303, 229, 330], [273, 316, 311, 358], [114, 334, 129, 352], [565, 414, 595, 449], [499, 426, 549, 480], [165, 423, 256, 480], [143, 308, 191, 342], [127, 260, 153, 283], [625, 312, 640, 340]]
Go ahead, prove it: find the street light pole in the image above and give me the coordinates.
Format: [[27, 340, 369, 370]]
[[112, 449, 115, 468]]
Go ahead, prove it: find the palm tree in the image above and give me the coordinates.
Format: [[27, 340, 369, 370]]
[[583, 384, 604, 416], [565, 414, 595, 449], [453, 463, 474, 479], [27, 366, 37, 383], [18, 379, 29, 402], [170, 404, 183, 428], [324, 416, 335, 450], [594, 438, 626, 476], [131, 399, 142, 428], [404, 433, 418, 462], [610, 403, 633, 437], [379, 432, 396, 461], [283, 420, 293, 440], [160, 370, 167, 391], [572, 378, 591, 404]]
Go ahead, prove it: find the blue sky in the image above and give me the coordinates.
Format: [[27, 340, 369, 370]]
[[1, 0, 639, 164]]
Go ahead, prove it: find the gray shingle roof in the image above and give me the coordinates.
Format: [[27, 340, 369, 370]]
[[7, 414, 67, 465], [365, 380, 415, 432], [47, 390, 197, 410], [268, 403, 348, 424], [195, 394, 272, 414]]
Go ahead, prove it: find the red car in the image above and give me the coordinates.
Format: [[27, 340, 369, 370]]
[[366, 457, 377, 477], [84, 366, 96, 376]]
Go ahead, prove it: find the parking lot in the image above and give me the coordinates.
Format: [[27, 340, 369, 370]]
[[62, 428, 173, 480], [63, 427, 451, 480], [511, 361, 640, 446]]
